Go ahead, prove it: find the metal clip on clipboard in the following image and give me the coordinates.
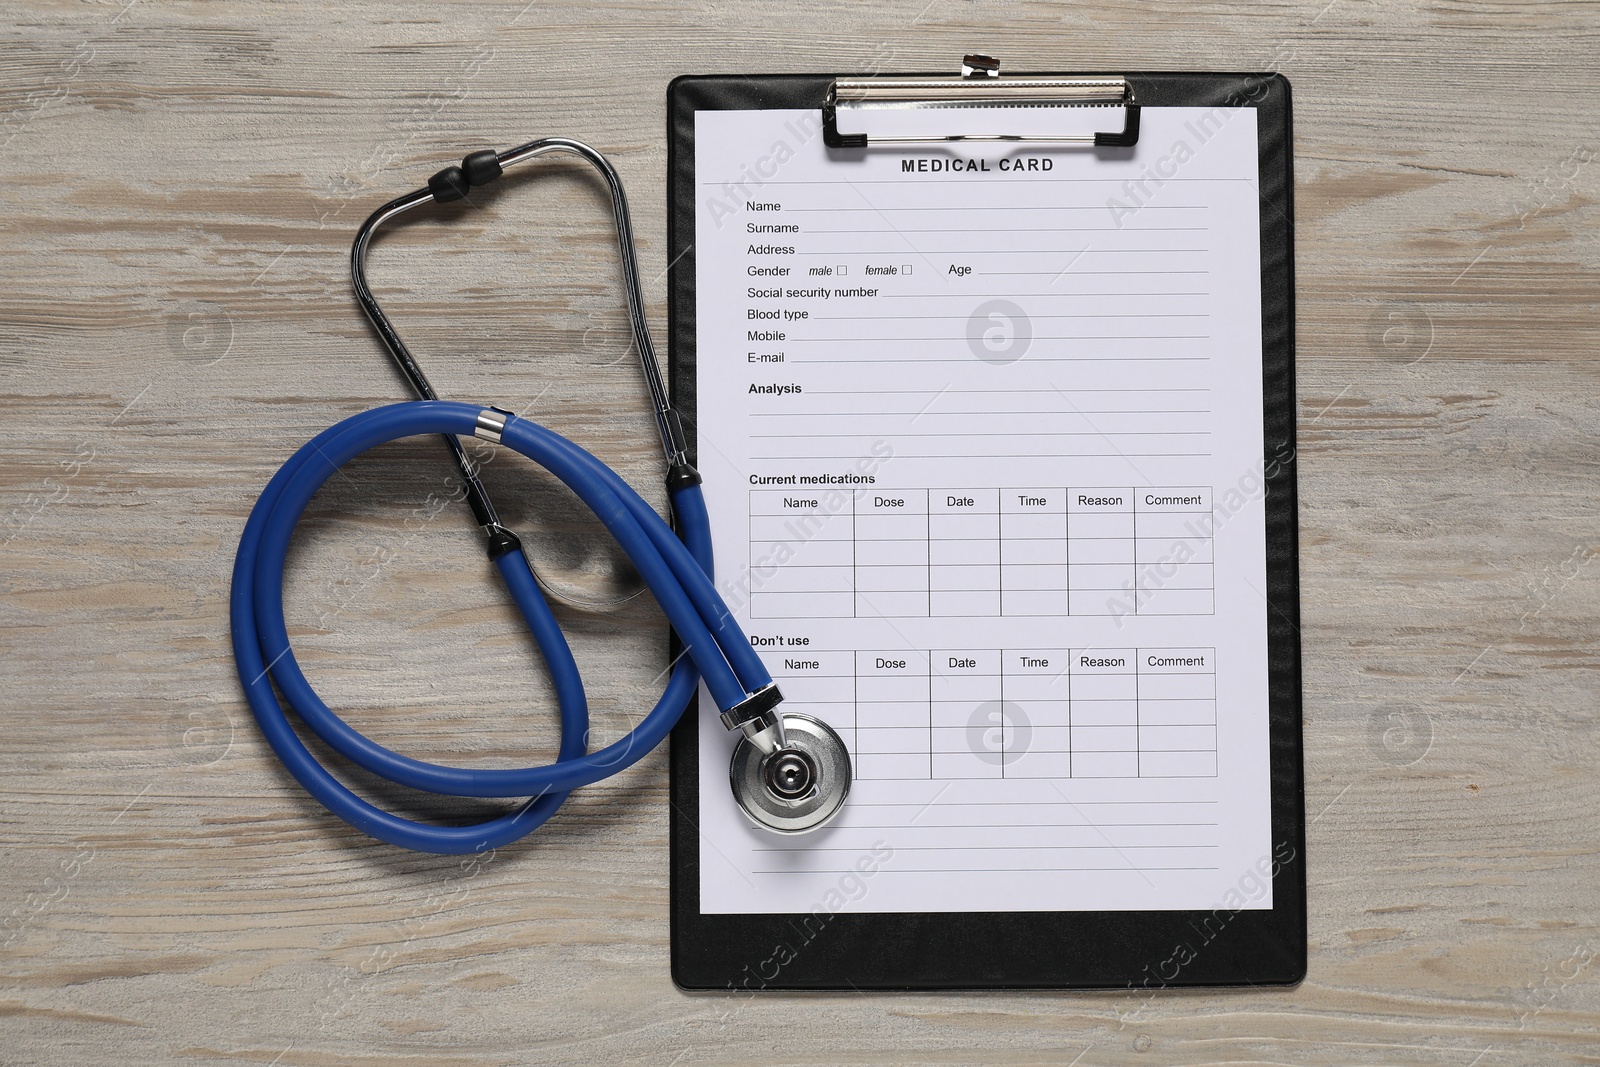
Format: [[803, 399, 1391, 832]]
[[822, 54, 1140, 149]]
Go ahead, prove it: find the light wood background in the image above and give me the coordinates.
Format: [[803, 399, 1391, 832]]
[[3, 1, 1598, 1064]]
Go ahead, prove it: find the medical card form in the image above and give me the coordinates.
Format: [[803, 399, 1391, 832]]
[[692, 106, 1272, 916]]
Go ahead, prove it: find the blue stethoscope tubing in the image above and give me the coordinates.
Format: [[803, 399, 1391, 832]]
[[230, 400, 772, 854]]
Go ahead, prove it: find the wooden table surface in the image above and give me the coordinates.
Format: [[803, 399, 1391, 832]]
[[3, 1, 1597, 1064]]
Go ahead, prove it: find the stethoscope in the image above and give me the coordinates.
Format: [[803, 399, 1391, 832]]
[[229, 137, 850, 854]]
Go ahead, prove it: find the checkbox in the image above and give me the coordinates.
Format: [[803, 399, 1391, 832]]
[[836, 264, 847, 275], [901, 264, 913, 275]]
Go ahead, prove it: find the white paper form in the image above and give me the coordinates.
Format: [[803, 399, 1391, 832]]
[[692, 106, 1272, 914]]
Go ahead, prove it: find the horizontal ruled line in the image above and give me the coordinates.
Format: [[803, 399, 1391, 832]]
[[753, 844, 1221, 853], [852, 799, 1217, 806], [750, 409, 1211, 417], [753, 453, 1213, 460], [790, 338, 1208, 344], [835, 821, 1221, 829], [750, 431, 1210, 439], [790, 248, 1207, 255], [805, 387, 1211, 394], [751, 866, 1219, 874], [807, 226, 1209, 234], [788, 356, 1209, 364], [757, 565, 1206, 572], [869, 292, 1209, 298], [809, 313, 1208, 321], [771, 201, 1209, 206]]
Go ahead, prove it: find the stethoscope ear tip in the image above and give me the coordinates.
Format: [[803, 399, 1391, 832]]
[[729, 714, 852, 834]]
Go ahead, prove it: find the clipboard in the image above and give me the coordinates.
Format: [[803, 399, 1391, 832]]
[[666, 59, 1303, 991]]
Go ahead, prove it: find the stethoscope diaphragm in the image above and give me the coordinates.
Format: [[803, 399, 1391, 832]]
[[729, 713, 852, 834]]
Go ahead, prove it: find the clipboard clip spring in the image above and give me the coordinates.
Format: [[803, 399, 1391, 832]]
[[823, 54, 1140, 149]]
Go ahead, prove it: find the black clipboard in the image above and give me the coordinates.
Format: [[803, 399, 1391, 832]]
[[666, 63, 1303, 991]]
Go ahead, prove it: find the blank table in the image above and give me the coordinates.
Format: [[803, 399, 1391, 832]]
[[763, 647, 1217, 781], [748, 487, 1215, 619]]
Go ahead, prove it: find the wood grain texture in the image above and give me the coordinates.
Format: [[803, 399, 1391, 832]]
[[2, 0, 1597, 1063]]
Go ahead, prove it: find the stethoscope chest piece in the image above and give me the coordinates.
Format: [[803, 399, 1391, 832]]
[[729, 714, 852, 834]]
